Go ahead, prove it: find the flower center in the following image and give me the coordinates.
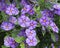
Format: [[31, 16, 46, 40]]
[[5, 25, 9, 29], [11, 19, 15, 23], [30, 10, 32, 12], [10, 8, 12, 13], [43, 19, 46, 22], [46, 12, 48, 14], [23, 7, 27, 11], [22, 19, 26, 23], [30, 39, 33, 43], [30, 23, 34, 26], [29, 32, 33, 35]]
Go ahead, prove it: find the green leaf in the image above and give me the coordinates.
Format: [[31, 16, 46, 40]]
[[14, 0, 20, 9], [36, 36, 40, 43], [1, 11, 8, 21], [34, 6, 40, 12], [20, 42, 25, 48], [11, 29, 20, 38], [42, 31, 46, 36], [37, 0, 44, 4], [37, 23, 41, 27], [1, 45, 7, 48], [5, 0, 10, 4], [45, 2, 52, 9], [15, 36, 26, 43], [50, 32, 56, 42], [30, 46, 35, 48], [34, 6, 42, 18]]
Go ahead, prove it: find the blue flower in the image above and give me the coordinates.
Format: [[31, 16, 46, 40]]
[[1, 22, 14, 31], [25, 29, 36, 38], [9, 16, 17, 24], [4, 36, 18, 48], [18, 15, 30, 27]]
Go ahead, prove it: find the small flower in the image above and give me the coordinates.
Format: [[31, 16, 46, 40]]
[[18, 15, 30, 27], [20, 0, 28, 6], [26, 37, 38, 46], [17, 28, 27, 37], [9, 16, 17, 24], [28, 9, 35, 15], [50, 22, 59, 33], [4, 36, 18, 48], [53, 4, 60, 10], [41, 9, 54, 18], [25, 29, 36, 38], [39, 16, 50, 26], [6, 4, 19, 15], [0, 2, 7, 11], [9, 4, 15, 7], [1, 22, 14, 31], [54, 9, 60, 15], [53, 4, 60, 15], [21, 5, 31, 14], [29, 20, 37, 29]]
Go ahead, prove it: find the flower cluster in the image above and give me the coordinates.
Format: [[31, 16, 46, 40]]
[[21, 4, 35, 15], [39, 9, 59, 33], [18, 1, 38, 46], [25, 29, 37, 46], [0, 0, 60, 48]]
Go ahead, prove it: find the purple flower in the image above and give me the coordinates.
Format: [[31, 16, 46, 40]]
[[1, 22, 14, 31], [21, 5, 31, 14], [20, 0, 28, 6], [0, 2, 7, 11], [28, 9, 35, 15], [29, 20, 37, 29], [53, 4, 60, 15], [39, 16, 50, 26], [18, 15, 30, 27], [4, 36, 18, 48], [0, 0, 5, 2], [14, 7, 19, 15], [20, 0, 33, 6], [9, 16, 17, 24], [26, 37, 37, 46], [25, 29, 36, 38], [9, 4, 15, 7], [17, 28, 27, 37], [6, 4, 19, 15], [50, 22, 59, 33], [41, 9, 54, 18], [54, 9, 60, 15], [53, 4, 60, 10]]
